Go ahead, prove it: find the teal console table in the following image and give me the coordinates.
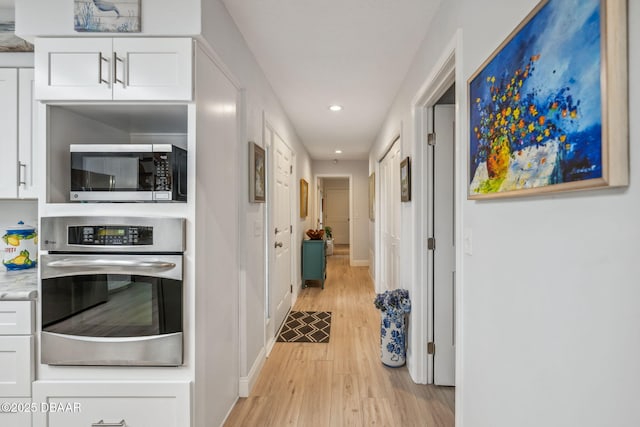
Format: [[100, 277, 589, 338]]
[[302, 239, 326, 289]]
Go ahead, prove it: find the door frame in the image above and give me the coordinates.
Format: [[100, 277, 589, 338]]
[[410, 29, 463, 400], [264, 116, 296, 355], [313, 174, 353, 266]]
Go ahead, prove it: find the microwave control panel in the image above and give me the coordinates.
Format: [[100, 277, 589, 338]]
[[68, 226, 153, 246]]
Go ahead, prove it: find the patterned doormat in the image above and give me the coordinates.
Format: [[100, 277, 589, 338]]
[[277, 311, 332, 343]]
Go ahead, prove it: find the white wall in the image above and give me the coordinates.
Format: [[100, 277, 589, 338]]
[[313, 160, 369, 265], [200, 0, 313, 400], [0, 200, 37, 228], [193, 45, 240, 426], [370, 1, 640, 426]]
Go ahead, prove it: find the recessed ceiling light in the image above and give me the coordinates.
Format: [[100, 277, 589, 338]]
[[329, 105, 343, 112], [335, 150, 342, 154]]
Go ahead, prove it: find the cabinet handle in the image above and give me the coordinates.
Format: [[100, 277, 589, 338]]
[[91, 420, 127, 427], [18, 162, 26, 186], [98, 53, 109, 85], [113, 52, 126, 88]]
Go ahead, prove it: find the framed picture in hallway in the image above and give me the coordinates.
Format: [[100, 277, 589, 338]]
[[400, 157, 411, 202], [300, 179, 308, 218], [249, 142, 265, 203], [468, 0, 628, 199]]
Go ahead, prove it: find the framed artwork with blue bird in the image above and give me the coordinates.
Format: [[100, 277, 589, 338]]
[[74, 0, 141, 33]]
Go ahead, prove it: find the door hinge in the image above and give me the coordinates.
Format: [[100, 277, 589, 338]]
[[427, 132, 436, 146], [290, 284, 293, 293], [427, 237, 436, 250], [290, 225, 293, 233], [427, 342, 435, 355], [290, 165, 293, 174]]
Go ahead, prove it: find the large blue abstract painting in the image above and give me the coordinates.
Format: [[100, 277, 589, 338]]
[[468, 0, 626, 199]]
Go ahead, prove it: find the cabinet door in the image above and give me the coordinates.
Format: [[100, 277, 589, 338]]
[[0, 398, 32, 427], [112, 38, 193, 101], [33, 381, 190, 427], [0, 336, 33, 397], [35, 38, 113, 100], [18, 68, 39, 199], [0, 69, 18, 199], [0, 301, 34, 335]]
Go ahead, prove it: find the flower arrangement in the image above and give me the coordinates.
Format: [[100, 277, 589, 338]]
[[374, 288, 411, 319]]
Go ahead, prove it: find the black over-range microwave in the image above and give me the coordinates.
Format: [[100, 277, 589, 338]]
[[70, 144, 187, 202]]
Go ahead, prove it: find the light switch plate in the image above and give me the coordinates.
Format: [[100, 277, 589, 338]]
[[463, 228, 473, 255]]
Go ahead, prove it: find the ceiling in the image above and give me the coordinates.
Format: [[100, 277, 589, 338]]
[[222, 0, 442, 160]]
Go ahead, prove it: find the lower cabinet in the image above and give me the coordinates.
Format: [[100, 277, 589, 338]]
[[32, 381, 190, 427], [0, 398, 32, 427], [302, 239, 327, 289], [0, 336, 33, 397]]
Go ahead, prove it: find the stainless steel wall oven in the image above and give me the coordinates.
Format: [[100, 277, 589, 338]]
[[40, 216, 185, 366]]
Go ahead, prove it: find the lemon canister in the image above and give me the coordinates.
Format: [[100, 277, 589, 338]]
[[2, 221, 38, 271]]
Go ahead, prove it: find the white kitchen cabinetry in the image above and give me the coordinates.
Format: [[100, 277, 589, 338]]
[[0, 69, 18, 198], [35, 38, 193, 101], [0, 68, 39, 199], [18, 68, 39, 199], [33, 381, 190, 427], [0, 301, 34, 427]]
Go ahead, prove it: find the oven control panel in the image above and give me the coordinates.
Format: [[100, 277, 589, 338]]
[[68, 226, 153, 246]]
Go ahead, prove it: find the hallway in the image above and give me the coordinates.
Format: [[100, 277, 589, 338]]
[[224, 245, 454, 426]]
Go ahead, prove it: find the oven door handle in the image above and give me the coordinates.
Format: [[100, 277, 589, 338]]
[[45, 259, 176, 269]]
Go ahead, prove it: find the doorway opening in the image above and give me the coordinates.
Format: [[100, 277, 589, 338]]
[[314, 175, 353, 262], [426, 85, 456, 387], [410, 33, 462, 398]]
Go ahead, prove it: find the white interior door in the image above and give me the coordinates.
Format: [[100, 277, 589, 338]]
[[379, 138, 401, 292], [324, 187, 349, 245], [270, 132, 292, 334], [433, 104, 456, 386]]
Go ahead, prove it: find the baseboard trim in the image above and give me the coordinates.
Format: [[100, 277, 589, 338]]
[[350, 259, 369, 267], [239, 346, 266, 397]]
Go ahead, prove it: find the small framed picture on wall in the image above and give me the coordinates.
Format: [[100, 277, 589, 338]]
[[400, 156, 411, 202], [249, 142, 266, 203]]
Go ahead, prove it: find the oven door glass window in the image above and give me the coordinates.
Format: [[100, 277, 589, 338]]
[[71, 152, 155, 192], [42, 274, 182, 337]]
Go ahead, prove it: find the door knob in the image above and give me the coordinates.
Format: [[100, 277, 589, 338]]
[[275, 242, 283, 248]]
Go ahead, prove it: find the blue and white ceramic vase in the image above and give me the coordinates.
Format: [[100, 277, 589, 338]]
[[380, 312, 407, 367]]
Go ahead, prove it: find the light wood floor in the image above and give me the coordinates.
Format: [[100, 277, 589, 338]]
[[224, 244, 455, 427]]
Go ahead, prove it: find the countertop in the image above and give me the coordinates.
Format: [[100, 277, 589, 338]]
[[0, 269, 37, 300]]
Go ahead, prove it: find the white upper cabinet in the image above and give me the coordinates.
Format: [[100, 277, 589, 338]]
[[0, 68, 38, 200], [18, 68, 40, 199], [0, 69, 19, 198], [35, 38, 193, 101]]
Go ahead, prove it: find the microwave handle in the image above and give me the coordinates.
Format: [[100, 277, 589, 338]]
[[45, 259, 176, 269]]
